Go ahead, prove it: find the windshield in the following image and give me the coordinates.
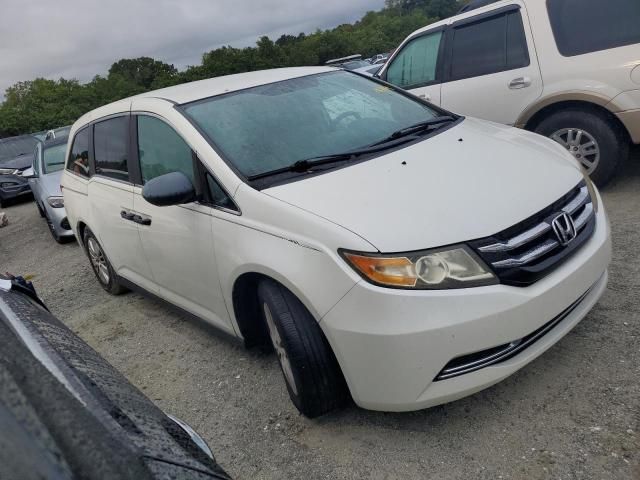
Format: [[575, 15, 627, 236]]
[[183, 71, 442, 178], [43, 144, 67, 174], [0, 136, 39, 161]]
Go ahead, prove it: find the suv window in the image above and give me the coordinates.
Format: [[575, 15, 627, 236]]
[[386, 31, 443, 88], [449, 11, 529, 81], [94, 116, 129, 182], [137, 116, 194, 184], [547, 0, 640, 57], [66, 128, 90, 178]]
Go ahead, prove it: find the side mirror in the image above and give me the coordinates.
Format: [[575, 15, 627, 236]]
[[22, 167, 37, 179], [142, 171, 196, 207]]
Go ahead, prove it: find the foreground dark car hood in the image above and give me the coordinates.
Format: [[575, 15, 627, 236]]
[[0, 286, 231, 480], [0, 153, 34, 170]]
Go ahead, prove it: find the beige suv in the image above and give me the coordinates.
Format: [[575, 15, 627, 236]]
[[378, 0, 640, 186]]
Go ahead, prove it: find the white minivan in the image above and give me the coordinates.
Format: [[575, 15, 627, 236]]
[[62, 68, 611, 417], [378, 0, 640, 186]]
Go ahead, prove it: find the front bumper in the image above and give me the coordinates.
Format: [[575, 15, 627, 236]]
[[321, 197, 611, 412], [45, 204, 74, 238], [0, 175, 31, 201]]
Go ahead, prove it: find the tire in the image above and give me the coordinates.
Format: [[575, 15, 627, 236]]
[[37, 202, 46, 218], [257, 279, 348, 418], [82, 228, 127, 295], [535, 108, 629, 188]]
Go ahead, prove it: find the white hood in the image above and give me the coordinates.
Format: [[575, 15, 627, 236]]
[[264, 118, 584, 253]]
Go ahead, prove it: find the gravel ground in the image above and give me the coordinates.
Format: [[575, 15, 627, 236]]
[[1, 151, 639, 480]]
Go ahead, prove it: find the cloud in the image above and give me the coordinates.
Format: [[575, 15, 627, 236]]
[[0, 0, 386, 98]]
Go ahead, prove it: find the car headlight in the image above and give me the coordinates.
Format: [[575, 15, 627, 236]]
[[47, 196, 64, 208], [341, 245, 497, 289], [0, 168, 16, 175]]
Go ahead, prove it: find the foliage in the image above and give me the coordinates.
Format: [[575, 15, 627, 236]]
[[0, 0, 462, 137]]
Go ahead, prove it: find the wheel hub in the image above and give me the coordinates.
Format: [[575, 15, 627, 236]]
[[87, 238, 110, 285], [550, 128, 600, 174]]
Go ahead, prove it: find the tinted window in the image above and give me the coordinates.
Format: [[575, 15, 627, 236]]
[[43, 144, 67, 174], [449, 11, 529, 81], [547, 0, 640, 57], [387, 31, 443, 88], [137, 116, 194, 184], [67, 128, 90, 178], [206, 174, 237, 211], [183, 71, 440, 178], [94, 117, 129, 181]]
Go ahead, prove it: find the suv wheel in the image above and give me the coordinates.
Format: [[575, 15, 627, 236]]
[[83, 229, 127, 295], [535, 108, 629, 187], [257, 279, 348, 418]]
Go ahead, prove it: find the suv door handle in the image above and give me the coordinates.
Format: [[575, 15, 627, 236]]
[[121, 210, 152, 226], [418, 93, 432, 101], [509, 77, 532, 89]]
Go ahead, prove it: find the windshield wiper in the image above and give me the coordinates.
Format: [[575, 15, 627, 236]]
[[369, 115, 456, 147], [248, 136, 420, 181]]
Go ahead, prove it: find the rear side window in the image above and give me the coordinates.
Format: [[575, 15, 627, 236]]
[[67, 127, 90, 178], [94, 116, 130, 182], [386, 31, 443, 88], [137, 116, 194, 184], [547, 0, 640, 57], [449, 11, 529, 81]]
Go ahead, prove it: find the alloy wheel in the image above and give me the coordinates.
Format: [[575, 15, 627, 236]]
[[263, 302, 298, 395], [87, 237, 110, 285], [550, 128, 600, 174]]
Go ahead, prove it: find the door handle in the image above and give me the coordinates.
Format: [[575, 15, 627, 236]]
[[418, 93, 432, 101], [121, 210, 152, 226], [509, 77, 532, 89]]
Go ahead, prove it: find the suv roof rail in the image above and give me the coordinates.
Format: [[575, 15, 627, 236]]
[[458, 0, 500, 14]]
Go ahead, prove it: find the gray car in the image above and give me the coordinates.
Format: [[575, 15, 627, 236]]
[[26, 137, 74, 243]]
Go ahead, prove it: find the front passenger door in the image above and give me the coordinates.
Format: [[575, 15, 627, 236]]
[[131, 113, 231, 332], [382, 30, 444, 105]]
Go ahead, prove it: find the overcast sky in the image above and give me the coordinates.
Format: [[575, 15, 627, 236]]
[[0, 0, 386, 99]]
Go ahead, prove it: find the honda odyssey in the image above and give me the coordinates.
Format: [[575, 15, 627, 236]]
[[61, 67, 611, 417]]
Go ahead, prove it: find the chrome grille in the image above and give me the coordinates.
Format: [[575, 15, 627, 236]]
[[470, 181, 596, 286]]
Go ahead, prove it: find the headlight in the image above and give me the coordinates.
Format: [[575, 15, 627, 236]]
[[0, 168, 16, 175], [47, 196, 64, 208], [341, 245, 497, 289]]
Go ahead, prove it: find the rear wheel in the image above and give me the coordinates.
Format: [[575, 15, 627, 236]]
[[257, 279, 348, 418], [83, 229, 127, 295], [535, 108, 629, 187]]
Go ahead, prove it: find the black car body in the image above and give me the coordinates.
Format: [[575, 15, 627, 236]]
[[0, 135, 39, 206], [0, 278, 231, 480]]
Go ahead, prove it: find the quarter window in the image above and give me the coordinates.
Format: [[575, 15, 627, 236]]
[[206, 173, 237, 211], [66, 127, 90, 178], [94, 116, 130, 182], [449, 11, 529, 81], [547, 0, 640, 57], [137, 116, 194, 184], [386, 31, 443, 88]]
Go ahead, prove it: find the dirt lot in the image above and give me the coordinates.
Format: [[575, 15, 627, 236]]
[[1, 152, 639, 480]]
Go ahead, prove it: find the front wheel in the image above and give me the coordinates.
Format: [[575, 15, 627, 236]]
[[257, 279, 348, 418], [535, 109, 629, 187], [83, 229, 127, 295]]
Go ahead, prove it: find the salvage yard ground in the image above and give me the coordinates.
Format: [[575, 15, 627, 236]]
[[1, 150, 639, 479]]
